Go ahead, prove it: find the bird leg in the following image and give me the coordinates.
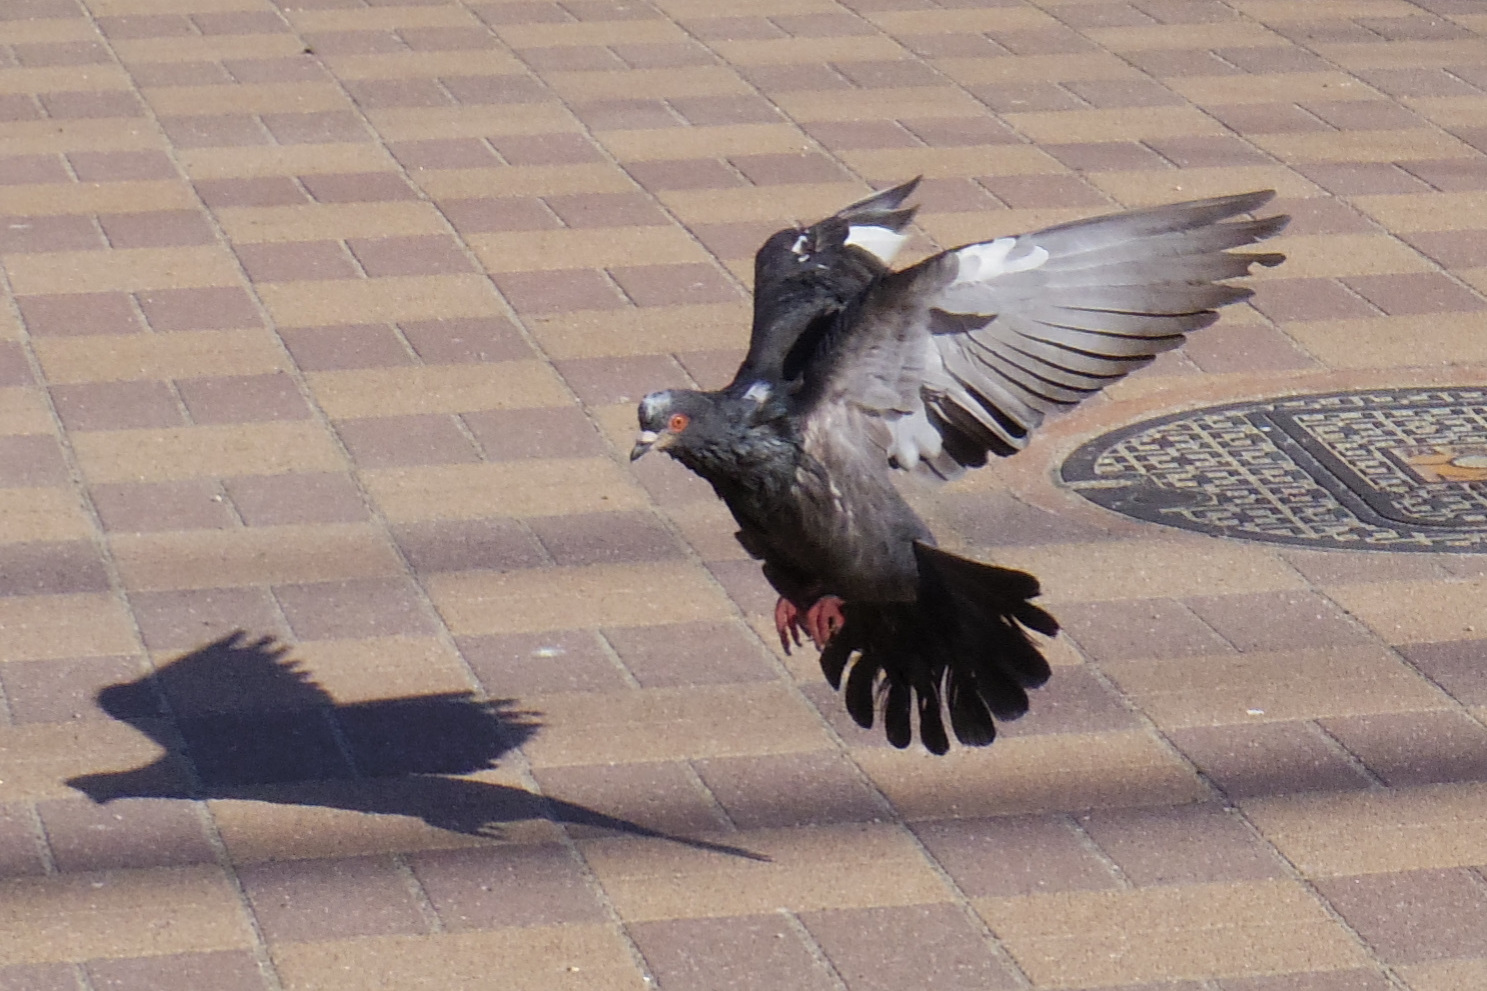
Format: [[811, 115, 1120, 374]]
[[774, 594, 847, 653]]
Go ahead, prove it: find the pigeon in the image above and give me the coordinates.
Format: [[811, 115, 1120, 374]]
[[632, 179, 1287, 753]]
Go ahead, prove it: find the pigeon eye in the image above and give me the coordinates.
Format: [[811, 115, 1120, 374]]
[[668, 413, 690, 432]]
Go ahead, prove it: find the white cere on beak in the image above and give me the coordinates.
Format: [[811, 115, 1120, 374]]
[[742, 381, 772, 404], [790, 233, 810, 261], [636, 430, 659, 444]]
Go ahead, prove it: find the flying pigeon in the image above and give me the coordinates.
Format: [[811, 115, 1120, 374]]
[[632, 179, 1287, 754]]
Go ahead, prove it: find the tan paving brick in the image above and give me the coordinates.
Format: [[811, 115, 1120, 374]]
[[1244, 783, 1487, 876], [307, 362, 569, 418], [362, 459, 647, 522], [1325, 579, 1487, 643], [34, 329, 286, 384], [0, 717, 165, 801], [992, 539, 1309, 603], [72, 421, 342, 483], [580, 821, 948, 921], [427, 560, 735, 635], [855, 731, 1207, 819], [257, 274, 506, 326], [0, 488, 93, 543], [5, 245, 242, 296], [110, 523, 403, 590], [0, 866, 252, 964], [1286, 314, 1487, 367], [0, 592, 137, 662], [974, 880, 1370, 987], [1101, 645, 1448, 729], [272, 926, 647, 991]]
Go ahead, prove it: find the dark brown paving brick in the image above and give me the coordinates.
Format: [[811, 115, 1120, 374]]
[[1, 655, 145, 724], [399, 317, 530, 364], [704, 558, 777, 615], [85, 951, 268, 991], [0, 963, 76, 991], [1206, 103, 1332, 135], [225, 56, 326, 84], [17, 292, 143, 336], [1249, 278, 1378, 323], [554, 354, 687, 405], [409, 845, 606, 930], [1340, 273, 1487, 316], [136, 286, 260, 332], [693, 751, 881, 828], [912, 814, 1120, 897], [1405, 227, 1487, 269], [0, 342, 30, 387], [92, 479, 236, 532], [731, 151, 851, 185], [129, 586, 290, 652], [981, 173, 1107, 209], [177, 373, 310, 424], [347, 234, 475, 276], [0, 541, 108, 597], [602, 621, 773, 688], [39, 91, 145, 119], [625, 158, 746, 192], [0, 803, 46, 877], [441, 74, 552, 105], [38, 797, 215, 871], [51, 380, 183, 431], [238, 855, 430, 943], [1399, 158, 1487, 191], [0, 214, 103, 253], [262, 110, 369, 144], [345, 77, 453, 110], [1182, 323, 1317, 374], [392, 517, 546, 575], [1042, 141, 1172, 172], [388, 137, 499, 170], [225, 473, 368, 526], [1319, 710, 1487, 787], [628, 449, 717, 506], [461, 406, 606, 460], [567, 98, 679, 129], [1079, 803, 1285, 886], [673, 349, 745, 390], [490, 133, 602, 165], [801, 903, 1020, 991], [97, 210, 214, 249], [1400, 639, 1487, 705], [668, 93, 780, 126], [441, 196, 562, 233], [531, 761, 726, 837], [545, 191, 669, 228], [1315, 868, 1487, 964], [279, 323, 414, 370], [0, 435, 69, 487], [630, 914, 838, 991], [1000, 666, 1141, 737], [1146, 134, 1271, 168], [1168, 721, 1373, 799], [274, 577, 434, 640], [1059, 598, 1231, 662], [0, 153, 70, 185], [335, 414, 479, 467], [491, 269, 628, 313], [235, 240, 359, 282], [457, 629, 629, 695], [1183, 590, 1371, 653], [1292, 162, 1432, 196], [300, 172, 417, 204], [195, 176, 308, 208], [528, 510, 683, 566]]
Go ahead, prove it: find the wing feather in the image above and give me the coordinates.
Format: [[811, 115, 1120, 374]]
[[795, 189, 1288, 479]]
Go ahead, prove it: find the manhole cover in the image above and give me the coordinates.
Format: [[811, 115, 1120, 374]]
[[1061, 388, 1487, 552]]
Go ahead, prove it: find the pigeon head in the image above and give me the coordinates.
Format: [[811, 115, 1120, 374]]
[[630, 388, 724, 462]]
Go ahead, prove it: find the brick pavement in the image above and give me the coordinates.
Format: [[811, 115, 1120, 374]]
[[1, 0, 1487, 988]]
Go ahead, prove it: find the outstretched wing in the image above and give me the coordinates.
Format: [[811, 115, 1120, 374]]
[[796, 190, 1288, 481], [729, 177, 921, 390]]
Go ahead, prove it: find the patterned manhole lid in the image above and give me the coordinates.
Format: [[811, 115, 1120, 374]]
[[1061, 388, 1487, 552]]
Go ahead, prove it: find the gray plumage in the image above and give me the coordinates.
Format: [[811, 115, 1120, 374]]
[[634, 182, 1288, 753]]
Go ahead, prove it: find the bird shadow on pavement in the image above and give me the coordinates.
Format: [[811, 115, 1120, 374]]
[[66, 630, 766, 861]]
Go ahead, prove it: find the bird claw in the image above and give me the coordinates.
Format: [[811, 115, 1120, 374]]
[[774, 595, 846, 652], [804, 596, 845, 648], [774, 597, 804, 654]]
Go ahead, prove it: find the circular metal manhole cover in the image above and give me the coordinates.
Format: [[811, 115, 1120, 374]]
[[1061, 388, 1487, 552]]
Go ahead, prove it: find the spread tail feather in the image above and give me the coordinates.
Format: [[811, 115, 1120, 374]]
[[818, 543, 1056, 754]]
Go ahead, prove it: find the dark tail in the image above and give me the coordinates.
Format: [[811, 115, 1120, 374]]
[[818, 543, 1057, 754]]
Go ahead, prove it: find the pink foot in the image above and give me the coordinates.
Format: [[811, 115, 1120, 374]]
[[803, 595, 846, 648], [774, 597, 804, 654]]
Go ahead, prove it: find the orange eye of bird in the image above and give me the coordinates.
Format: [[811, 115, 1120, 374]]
[[668, 413, 690, 432]]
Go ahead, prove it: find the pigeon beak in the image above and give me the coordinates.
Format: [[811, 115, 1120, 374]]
[[630, 430, 662, 461]]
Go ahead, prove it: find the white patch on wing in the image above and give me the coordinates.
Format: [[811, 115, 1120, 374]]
[[844, 225, 907, 265], [939, 237, 1050, 315], [742, 381, 772, 404]]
